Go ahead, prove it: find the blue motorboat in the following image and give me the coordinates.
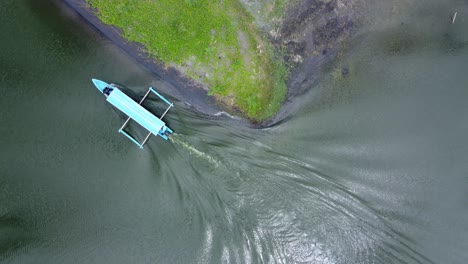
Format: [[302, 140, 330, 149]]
[[92, 79, 174, 149]]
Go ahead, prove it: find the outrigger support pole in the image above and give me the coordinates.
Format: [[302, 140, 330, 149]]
[[149, 87, 174, 107], [139, 88, 152, 105], [119, 117, 132, 131], [160, 104, 173, 120], [148, 87, 174, 120], [140, 132, 153, 148], [119, 128, 144, 148]]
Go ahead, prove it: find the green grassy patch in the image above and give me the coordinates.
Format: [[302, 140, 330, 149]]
[[87, 0, 287, 121]]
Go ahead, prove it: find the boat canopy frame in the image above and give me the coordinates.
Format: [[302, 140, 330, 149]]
[[92, 78, 174, 149], [117, 87, 174, 149]]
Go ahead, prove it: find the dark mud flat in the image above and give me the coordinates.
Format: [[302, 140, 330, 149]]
[[61, 0, 229, 118], [63, 0, 364, 127], [259, 0, 365, 127]]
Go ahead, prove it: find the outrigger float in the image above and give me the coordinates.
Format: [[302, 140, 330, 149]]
[[92, 79, 174, 149]]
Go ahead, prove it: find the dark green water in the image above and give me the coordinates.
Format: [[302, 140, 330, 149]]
[[1, 1, 467, 263]]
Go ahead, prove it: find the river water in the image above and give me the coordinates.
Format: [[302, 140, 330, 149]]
[[1, 1, 467, 263]]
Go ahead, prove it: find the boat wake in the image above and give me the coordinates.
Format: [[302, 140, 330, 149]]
[[169, 134, 220, 168]]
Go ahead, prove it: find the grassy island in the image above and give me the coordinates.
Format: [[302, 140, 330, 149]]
[[87, 0, 288, 121]]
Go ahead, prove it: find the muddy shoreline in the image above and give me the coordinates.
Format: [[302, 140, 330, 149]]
[[62, 0, 362, 128], [61, 0, 229, 118], [257, 0, 365, 126]]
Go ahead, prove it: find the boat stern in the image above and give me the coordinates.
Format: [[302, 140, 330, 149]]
[[158, 126, 173, 140]]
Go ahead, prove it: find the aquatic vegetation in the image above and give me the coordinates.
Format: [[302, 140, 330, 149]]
[[87, 0, 288, 121]]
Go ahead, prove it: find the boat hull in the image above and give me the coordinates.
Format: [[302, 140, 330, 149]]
[[91, 78, 174, 145]]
